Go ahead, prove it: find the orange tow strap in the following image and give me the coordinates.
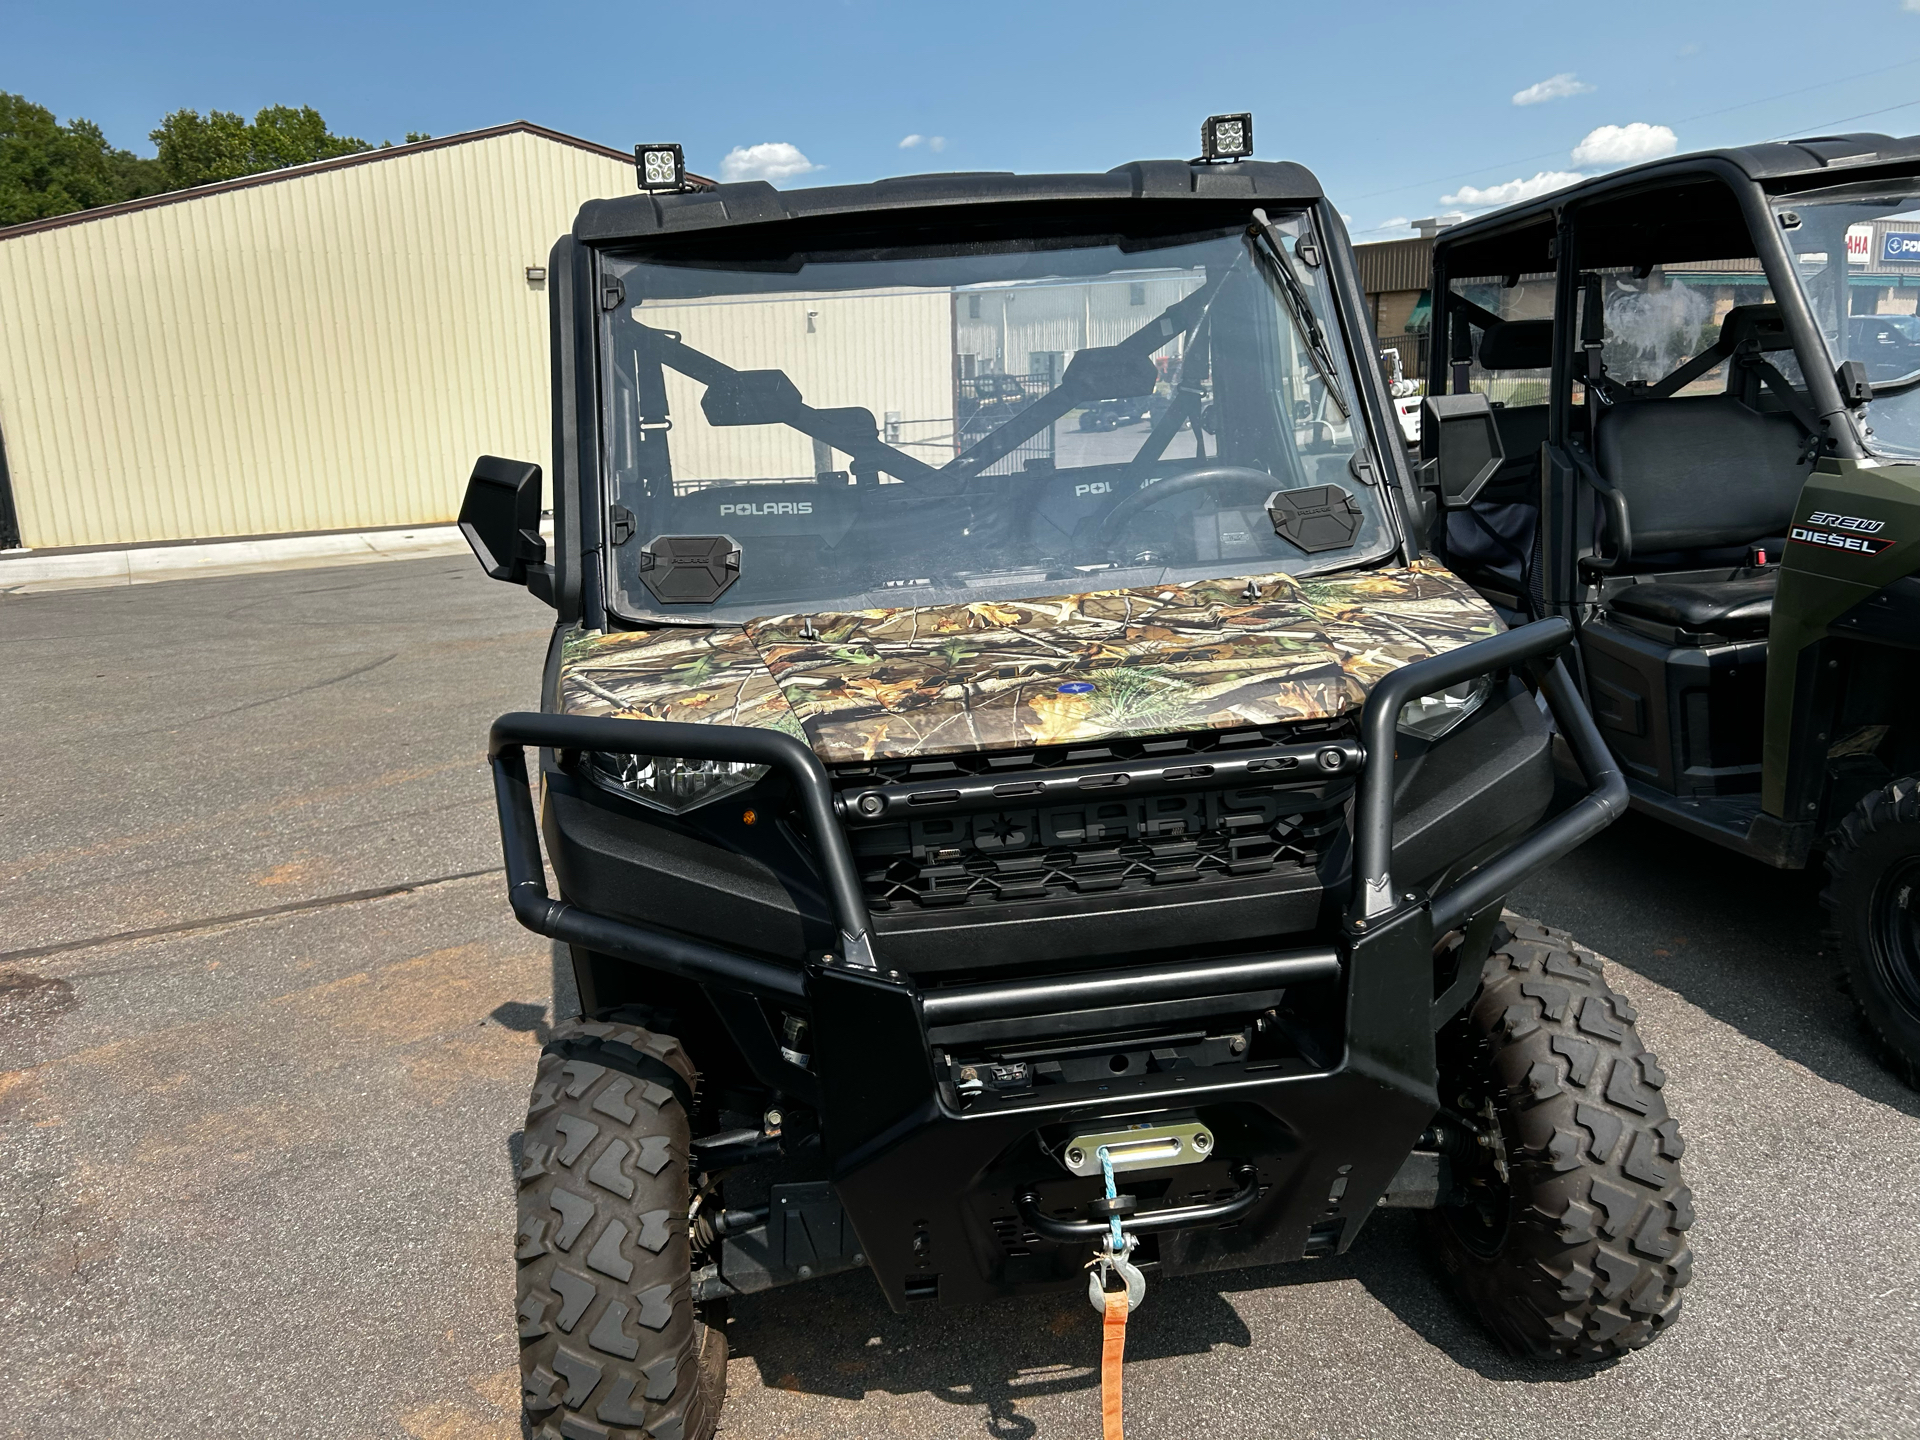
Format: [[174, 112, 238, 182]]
[[1101, 1285, 1128, 1439]]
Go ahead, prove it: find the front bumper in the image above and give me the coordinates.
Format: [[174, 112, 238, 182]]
[[486, 618, 1624, 1307]]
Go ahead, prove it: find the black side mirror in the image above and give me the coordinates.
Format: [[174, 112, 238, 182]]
[[1419, 393, 1505, 509], [460, 455, 554, 605]]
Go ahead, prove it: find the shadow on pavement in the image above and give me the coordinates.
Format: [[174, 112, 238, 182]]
[[725, 1264, 1246, 1439], [725, 1210, 1604, 1434], [1218, 1211, 1619, 1385], [1510, 811, 1920, 1119]]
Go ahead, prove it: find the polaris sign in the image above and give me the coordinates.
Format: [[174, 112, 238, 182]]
[[1882, 231, 1920, 263]]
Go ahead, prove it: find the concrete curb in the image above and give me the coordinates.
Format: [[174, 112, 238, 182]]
[[0, 525, 484, 595]]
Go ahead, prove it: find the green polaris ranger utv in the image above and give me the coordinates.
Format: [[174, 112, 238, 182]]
[[1419, 134, 1920, 1085], [461, 119, 1693, 1440]]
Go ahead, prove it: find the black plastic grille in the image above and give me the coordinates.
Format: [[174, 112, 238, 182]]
[[838, 725, 1350, 914]]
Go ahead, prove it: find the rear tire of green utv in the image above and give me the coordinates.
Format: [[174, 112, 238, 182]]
[[516, 1013, 727, 1440], [1427, 918, 1695, 1361], [1823, 775, 1920, 1088]]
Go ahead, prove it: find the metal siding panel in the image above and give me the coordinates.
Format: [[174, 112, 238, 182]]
[[1354, 236, 1434, 296], [0, 132, 635, 547], [635, 288, 952, 484]]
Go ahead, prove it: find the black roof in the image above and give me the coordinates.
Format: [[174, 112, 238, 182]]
[[1434, 132, 1920, 276], [1443, 133, 1920, 263], [574, 160, 1323, 244]]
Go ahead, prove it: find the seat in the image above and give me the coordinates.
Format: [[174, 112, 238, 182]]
[[1607, 573, 1776, 636], [1593, 395, 1807, 554]]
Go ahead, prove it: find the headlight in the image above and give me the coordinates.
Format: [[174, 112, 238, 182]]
[[1397, 675, 1492, 742], [585, 752, 768, 815]]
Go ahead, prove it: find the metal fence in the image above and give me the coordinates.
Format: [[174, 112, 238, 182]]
[[955, 372, 1056, 474], [1375, 332, 1428, 382]]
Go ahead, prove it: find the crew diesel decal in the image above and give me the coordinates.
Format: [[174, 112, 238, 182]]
[[1791, 511, 1893, 555]]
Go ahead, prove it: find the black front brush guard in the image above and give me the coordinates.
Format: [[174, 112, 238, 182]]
[[486, 616, 1622, 1008], [486, 713, 874, 1004], [1015, 1163, 1262, 1242], [1350, 618, 1625, 934], [486, 619, 1627, 1289]]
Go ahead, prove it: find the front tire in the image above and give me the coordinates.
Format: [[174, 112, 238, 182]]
[[1823, 776, 1920, 1087], [516, 1014, 726, 1440], [1428, 918, 1695, 1360]]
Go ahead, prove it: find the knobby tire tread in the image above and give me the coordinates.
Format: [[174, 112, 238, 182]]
[[1429, 917, 1695, 1361], [1820, 774, 1920, 1087], [516, 1011, 726, 1440]]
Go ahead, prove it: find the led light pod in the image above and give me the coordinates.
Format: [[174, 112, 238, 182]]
[[1201, 113, 1253, 162], [635, 142, 687, 192]]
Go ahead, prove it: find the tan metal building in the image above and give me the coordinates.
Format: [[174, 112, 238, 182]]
[[642, 287, 956, 486], [0, 122, 677, 551]]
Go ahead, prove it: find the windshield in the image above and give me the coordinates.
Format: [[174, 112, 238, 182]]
[[1773, 180, 1920, 459], [596, 213, 1393, 623]]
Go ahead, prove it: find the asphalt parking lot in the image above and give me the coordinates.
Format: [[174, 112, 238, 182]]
[[3, 556, 1918, 1439]]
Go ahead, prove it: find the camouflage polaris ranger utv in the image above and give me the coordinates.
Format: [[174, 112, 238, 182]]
[[460, 123, 1695, 1439]]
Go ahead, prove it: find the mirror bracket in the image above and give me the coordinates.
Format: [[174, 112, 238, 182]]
[[460, 455, 555, 606]]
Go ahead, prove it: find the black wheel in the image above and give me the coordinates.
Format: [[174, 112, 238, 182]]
[[1823, 776, 1920, 1086], [516, 1013, 727, 1440], [1427, 918, 1694, 1360]]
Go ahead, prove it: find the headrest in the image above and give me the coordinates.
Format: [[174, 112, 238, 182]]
[[1719, 303, 1791, 352], [1477, 317, 1554, 371]]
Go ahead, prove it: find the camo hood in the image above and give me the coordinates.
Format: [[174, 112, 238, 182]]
[[557, 559, 1500, 765]]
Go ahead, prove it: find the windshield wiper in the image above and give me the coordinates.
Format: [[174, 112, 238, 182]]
[[1249, 208, 1350, 420]]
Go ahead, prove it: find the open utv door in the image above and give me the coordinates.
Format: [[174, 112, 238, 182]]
[[1422, 133, 1920, 1084]]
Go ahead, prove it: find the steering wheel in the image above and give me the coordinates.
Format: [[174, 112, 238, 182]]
[[1093, 464, 1277, 553]]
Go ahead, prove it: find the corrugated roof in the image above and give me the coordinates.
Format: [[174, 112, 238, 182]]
[[1354, 235, 1432, 296], [0, 121, 715, 243]]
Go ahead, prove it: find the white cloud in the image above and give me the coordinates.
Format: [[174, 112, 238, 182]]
[[900, 133, 947, 152], [899, 134, 923, 148], [929, 136, 947, 152], [719, 142, 823, 185], [1906, 0, 1920, 12], [1571, 122, 1678, 167], [1513, 72, 1594, 106], [1440, 170, 1583, 209]]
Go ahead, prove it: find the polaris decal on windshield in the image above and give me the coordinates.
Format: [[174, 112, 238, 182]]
[[720, 501, 813, 516], [1791, 512, 1893, 556]]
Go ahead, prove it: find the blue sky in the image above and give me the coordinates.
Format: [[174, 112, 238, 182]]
[[10, 0, 1920, 239]]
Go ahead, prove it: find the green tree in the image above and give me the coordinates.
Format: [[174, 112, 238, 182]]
[[151, 104, 374, 190], [0, 92, 165, 225]]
